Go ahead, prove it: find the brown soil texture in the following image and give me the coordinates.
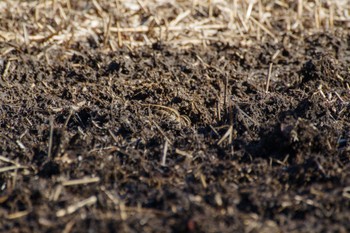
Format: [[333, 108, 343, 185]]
[[1, 32, 350, 233]]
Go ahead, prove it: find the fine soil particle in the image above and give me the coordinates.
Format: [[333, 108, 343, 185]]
[[1, 32, 350, 233]]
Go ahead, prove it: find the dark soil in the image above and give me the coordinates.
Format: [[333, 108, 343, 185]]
[[1, 32, 350, 233]]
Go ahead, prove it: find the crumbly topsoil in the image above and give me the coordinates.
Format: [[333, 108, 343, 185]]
[[1, 32, 350, 233]]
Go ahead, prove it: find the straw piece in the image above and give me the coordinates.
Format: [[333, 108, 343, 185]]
[[175, 148, 193, 159], [56, 196, 97, 217], [6, 210, 30, 220], [266, 63, 273, 93], [217, 125, 233, 145], [161, 140, 169, 166], [62, 177, 100, 186], [0, 165, 25, 173]]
